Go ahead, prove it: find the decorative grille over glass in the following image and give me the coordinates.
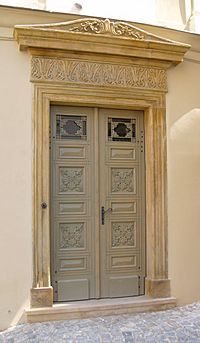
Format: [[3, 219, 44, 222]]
[[108, 117, 136, 142], [56, 115, 87, 140]]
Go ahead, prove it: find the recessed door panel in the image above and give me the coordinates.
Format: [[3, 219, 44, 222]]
[[56, 201, 86, 215], [109, 276, 139, 297], [110, 147, 137, 160], [57, 279, 89, 301], [110, 200, 138, 214], [57, 146, 86, 159]]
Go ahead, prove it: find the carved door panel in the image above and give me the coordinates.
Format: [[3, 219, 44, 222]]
[[99, 109, 145, 297], [51, 106, 96, 301], [51, 106, 145, 301]]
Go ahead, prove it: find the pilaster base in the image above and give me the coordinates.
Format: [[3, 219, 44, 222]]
[[145, 278, 171, 298], [31, 287, 53, 308]]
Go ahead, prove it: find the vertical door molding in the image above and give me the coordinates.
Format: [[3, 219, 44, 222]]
[[31, 88, 53, 308], [144, 97, 170, 297]]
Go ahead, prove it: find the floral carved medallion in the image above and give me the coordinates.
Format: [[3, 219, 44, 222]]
[[112, 168, 136, 193], [112, 222, 136, 247], [60, 223, 84, 249], [59, 167, 84, 193]]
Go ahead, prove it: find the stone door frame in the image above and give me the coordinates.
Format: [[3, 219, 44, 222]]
[[30, 82, 168, 307], [14, 17, 190, 307]]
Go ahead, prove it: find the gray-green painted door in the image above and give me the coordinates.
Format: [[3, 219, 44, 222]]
[[51, 106, 145, 301], [99, 109, 145, 297]]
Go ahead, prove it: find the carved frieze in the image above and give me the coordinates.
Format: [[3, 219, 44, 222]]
[[31, 57, 167, 91], [112, 222, 136, 247]]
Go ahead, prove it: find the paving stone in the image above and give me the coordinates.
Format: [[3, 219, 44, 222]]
[[1, 303, 200, 342]]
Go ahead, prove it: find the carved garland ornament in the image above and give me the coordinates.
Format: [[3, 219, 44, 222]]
[[27, 18, 160, 40], [31, 57, 167, 91], [66, 18, 145, 39]]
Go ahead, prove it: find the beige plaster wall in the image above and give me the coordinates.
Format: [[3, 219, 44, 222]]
[[167, 59, 200, 305], [1, 5, 200, 330], [0, 36, 32, 330]]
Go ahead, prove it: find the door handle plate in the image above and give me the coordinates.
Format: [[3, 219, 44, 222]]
[[101, 206, 112, 225]]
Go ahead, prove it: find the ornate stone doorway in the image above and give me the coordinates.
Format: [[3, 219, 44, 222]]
[[14, 17, 189, 308]]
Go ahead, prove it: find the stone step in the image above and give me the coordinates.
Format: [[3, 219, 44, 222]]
[[26, 296, 176, 323]]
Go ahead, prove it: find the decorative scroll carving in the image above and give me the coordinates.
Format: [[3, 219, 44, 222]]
[[31, 57, 167, 91], [112, 168, 136, 193], [112, 222, 135, 247], [60, 223, 84, 249], [66, 18, 145, 39], [60, 167, 83, 192], [15, 17, 190, 49]]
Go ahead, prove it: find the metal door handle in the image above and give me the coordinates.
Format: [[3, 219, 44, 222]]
[[101, 206, 112, 225]]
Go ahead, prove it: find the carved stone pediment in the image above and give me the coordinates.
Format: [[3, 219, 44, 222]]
[[15, 17, 177, 43], [14, 17, 190, 65]]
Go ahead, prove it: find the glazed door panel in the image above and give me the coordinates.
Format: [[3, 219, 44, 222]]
[[51, 106, 145, 301]]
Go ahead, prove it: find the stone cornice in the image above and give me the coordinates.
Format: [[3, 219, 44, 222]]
[[14, 17, 190, 65], [31, 56, 167, 92]]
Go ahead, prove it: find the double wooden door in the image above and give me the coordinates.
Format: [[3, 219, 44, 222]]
[[51, 106, 145, 301]]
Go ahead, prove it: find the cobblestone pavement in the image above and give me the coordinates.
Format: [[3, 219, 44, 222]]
[[1, 303, 200, 342]]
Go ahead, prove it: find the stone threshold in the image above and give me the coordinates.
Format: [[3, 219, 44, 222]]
[[26, 296, 176, 323]]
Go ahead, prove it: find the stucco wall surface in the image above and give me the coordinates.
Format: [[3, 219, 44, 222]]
[[0, 5, 200, 331], [167, 59, 200, 305], [0, 31, 32, 331]]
